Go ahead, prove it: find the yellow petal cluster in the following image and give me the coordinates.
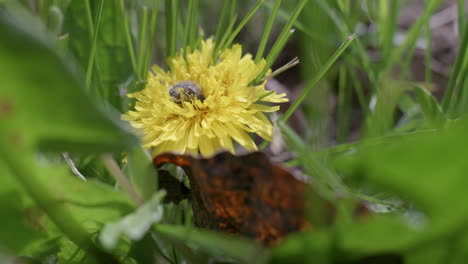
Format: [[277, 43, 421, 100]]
[[122, 39, 288, 157]]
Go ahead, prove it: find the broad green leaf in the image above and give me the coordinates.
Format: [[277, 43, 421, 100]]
[[100, 190, 165, 250], [123, 145, 158, 201], [334, 120, 468, 253], [0, 7, 137, 153], [63, 0, 133, 110], [412, 84, 446, 127], [44, 165, 135, 232], [364, 79, 407, 137], [0, 160, 44, 254], [337, 216, 420, 255], [154, 224, 266, 263], [269, 230, 332, 264]]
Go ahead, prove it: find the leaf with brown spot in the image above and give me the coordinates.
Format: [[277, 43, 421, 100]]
[[153, 151, 310, 245]]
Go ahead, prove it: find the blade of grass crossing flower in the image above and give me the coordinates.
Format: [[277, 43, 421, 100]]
[[256, 0, 307, 81], [143, 0, 160, 80], [281, 34, 356, 122], [261, 57, 299, 81], [85, 0, 105, 91], [137, 7, 149, 78], [221, 0, 265, 50], [262, 28, 295, 76], [442, 22, 468, 113], [255, 0, 282, 63], [120, 0, 139, 80]]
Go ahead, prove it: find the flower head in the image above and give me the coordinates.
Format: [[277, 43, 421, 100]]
[[123, 39, 288, 157]]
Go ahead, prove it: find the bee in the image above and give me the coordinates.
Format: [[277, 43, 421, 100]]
[[169, 81, 205, 103]]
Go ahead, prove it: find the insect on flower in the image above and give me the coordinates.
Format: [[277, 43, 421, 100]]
[[168, 81, 205, 103]]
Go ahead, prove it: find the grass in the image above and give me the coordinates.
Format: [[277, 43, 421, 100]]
[[1, 0, 468, 263]]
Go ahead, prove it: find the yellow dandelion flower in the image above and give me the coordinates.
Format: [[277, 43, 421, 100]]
[[122, 39, 288, 157]]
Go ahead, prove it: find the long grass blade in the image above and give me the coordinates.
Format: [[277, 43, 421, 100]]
[[143, 0, 160, 80], [257, 0, 308, 80], [85, 0, 105, 91], [255, 0, 282, 63], [213, 0, 231, 45], [137, 7, 149, 78], [120, 0, 139, 80], [221, 0, 265, 50], [165, 0, 178, 58], [442, 22, 468, 112], [281, 34, 356, 122]]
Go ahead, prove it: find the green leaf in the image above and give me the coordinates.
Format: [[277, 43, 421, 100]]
[[0, 160, 45, 254], [412, 84, 447, 127], [100, 190, 165, 250], [154, 224, 266, 263], [334, 120, 468, 251], [123, 145, 158, 201], [269, 230, 333, 264], [0, 6, 137, 153], [63, 0, 134, 110], [337, 216, 420, 256]]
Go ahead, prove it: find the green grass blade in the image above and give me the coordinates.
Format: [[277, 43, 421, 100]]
[[442, 21, 468, 112], [257, 0, 307, 80], [143, 0, 160, 80], [383, 0, 443, 76], [263, 0, 333, 47], [85, 0, 105, 91], [255, 0, 281, 63], [182, 0, 194, 48], [279, 121, 343, 198], [137, 7, 149, 78], [380, 0, 399, 61], [84, 0, 94, 38], [213, 0, 231, 45], [214, 14, 237, 60], [281, 34, 356, 122], [322, 0, 376, 86], [188, 0, 198, 45], [425, 19, 432, 84], [120, 0, 139, 80], [221, 0, 265, 50], [165, 0, 178, 58], [458, 0, 465, 36], [260, 28, 295, 77], [337, 65, 350, 143]]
